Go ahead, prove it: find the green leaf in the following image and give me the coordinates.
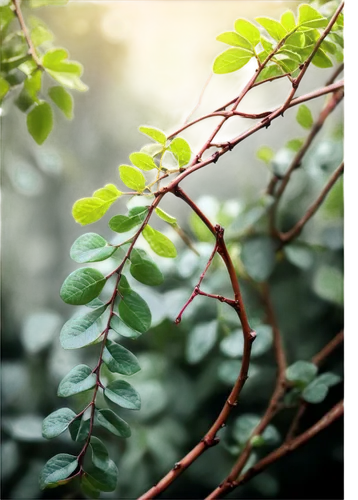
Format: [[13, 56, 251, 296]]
[[18, 59, 37, 76], [312, 48, 333, 68], [39, 454, 78, 490], [104, 380, 141, 410], [69, 416, 90, 442], [27, 101, 53, 145], [142, 225, 177, 258], [30, 22, 54, 47], [241, 236, 276, 282], [110, 314, 142, 339], [70, 233, 116, 263], [129, 248, 164, 286], [42, 408, 76, 439], [313, 265, 343, 306], [216, 31, 253, 51], [81, 475, 100, 499], [24, 312, 59, 351], [48, 86, 73, 119], [280, 10, 296, 31], [60, 268, 106, 305], [186, 320, 218, 364], [169, 137, 191, 167], [84, 459, 118, 493], [95, 408, 131, 438], [138, 125, 166, 145], [109, 206, 148, 233], [213, 47, 252, 74], [296, 104, 313, 129], [233, 414, 280, 446], [255, 17, 287, 42], [118, 288, 152, 333], [155, 207, 177, 226], [89, 436, 110, 471], [315, 372, 342, 387], [0, 75, 10, 101], [103, 339, 141, 376], [256, 146, 274, 164], [220, 325, 272, 359], [286, 138, 304, 152], [57, 364, 96, 397], [129, 152, 157, 171], [30, 0, 69, 6], [119, 165, 146, 192], [72, 185, 122, 225], [286, 360, 318, 387], [302, 381, 328, 404], [284, 243, 313, 270], [298, 4, 328, 29], [234, 18, 261, 46], [60, 306, 107, 349], [42, 48, 87, 92], [24, 70, 42, 100], [255, 64, 284, 83]]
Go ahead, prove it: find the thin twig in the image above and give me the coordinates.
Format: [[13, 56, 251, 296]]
[[12, 0, 43, 68]]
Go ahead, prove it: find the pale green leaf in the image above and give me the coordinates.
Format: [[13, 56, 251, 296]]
[[257, 146, 274, 164], [256, 17, 287, 41], [280, 10, 296, 31], [129, 152, 157, 171], [138, 125, 166, 145], [296, 104, 313, 129], [155, 207, 177, 225], [48, 86, 73, 119], [234, 18, 261, 46], [142, 225, 177, 258], [169, 137, 191, 167], [216, 31, 253, 51], [298, 4, 328, 29], [213, 47, 252, 74], [119, 165, 146, 192]]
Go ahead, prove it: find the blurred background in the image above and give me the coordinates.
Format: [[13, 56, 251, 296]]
[[1, 1, 343, 499]]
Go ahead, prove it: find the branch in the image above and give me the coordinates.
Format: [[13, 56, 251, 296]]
[[279, 161, 344, 243], [12, 0, 43, 68]]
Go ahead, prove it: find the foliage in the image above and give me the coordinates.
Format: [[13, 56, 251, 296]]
[[1, 1, 344, 499]]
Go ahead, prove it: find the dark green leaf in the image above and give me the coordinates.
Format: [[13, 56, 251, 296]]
[[118, 289, 152, 333], [70, 233, 115, 263], [39, 454, 77, 490], [95, 408, 131, 438], [255, 17, 287, 41], [169, 137, 191, 167], [84, 459, 118, 493], [186, 320, 218, 364], [142, 225, 177, 258], [241, 236, 276, 282], [138, 125, 166, 145], [60, 305, 107, 349], [313, 265, 343, 305], [109, 206, 148, 233], [234, 18, 260, 46], [130, 248, 164, 286], [60, 268, 106, 305], [57, 364, 96, 397], [130, 152, 157, 171], [89, 436, 110, 470], [119, 165, 146, 191], [42, 408, 76, 439], [213, 47, 252, 74], [286, 361, 318, 386], [27, 101, 53, 145], [48, 86, 73, 119], [104, 380, 141, 410], [69, 416, 90, 442], [103, 339, 141, 376], [110, 314, 142, 339], [81, 475, 100, 499]]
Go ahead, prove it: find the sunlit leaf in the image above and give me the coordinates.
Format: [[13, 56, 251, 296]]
[[48, 86, 73, 119], [142, 225, 177, 258], [213, 47, 253, 74], [234, 18, 261, 46], [138, 125, 166, 145], [60, 268, 106, 305]]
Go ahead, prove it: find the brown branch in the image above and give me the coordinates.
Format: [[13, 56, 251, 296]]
[[279, 161, 344, 244], [12, 0, 43, 68], [286, 330, 344, 441], [206, 283, 287, 499], [232, 400, 344, 492]]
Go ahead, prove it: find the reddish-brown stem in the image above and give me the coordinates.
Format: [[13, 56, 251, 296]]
[[175, 239, 219, 324], [279, 161, 344, 244], [12, 0, 43, 68]]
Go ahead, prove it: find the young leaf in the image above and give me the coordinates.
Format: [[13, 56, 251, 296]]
[[213, 47, 253, 74], [255, 17, 287, 42], [102, 339, 141, 376], [186, 320, 218, 364], [169, 137, 191, 167], [70, 233, 116, 263], [280, 10, 296, 31], [42, 408, 76, 439], [296, 104, 313, 129], [119, 165, 146, 192], [234, 18, 261, 46], [0, 75, 10, 101], [302, 381, 328, 404], [60, 268, 106, 305], [142, 225, 177, 258], [286, 360, 318, 386], [109, 206, 148, 233], [92, 184, 122, 201], [240, 236, 276, 282], [233, 414, 280, 446], [118, 289, 152, 333], [104, 380, 141, 410], [256, 146, 274, 164], [138, 125, 166, 145], [27, 101, 53, 145], [298, 4, 328, 29], [129, 152, 157, 171], [39, 454, 78, 490], [130, 248, 164, 286], [255, 64, 284, 83], [110, 314, 142, 339], [48, 86, 73, 119], [57, 364, 97, 397], [72, 185, 122, 226], [312, 48, 333, 68], [42, 48, 88, 92], [155, 207, 177, 226], [286, 138, 304, 152], [60, 305, 107, 349], [95, 408, 131, 438], [216, 32, 253, 51]]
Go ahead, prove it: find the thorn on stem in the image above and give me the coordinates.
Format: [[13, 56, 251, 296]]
[[226, 141, 233, 151], [213, 151, 220, 164]]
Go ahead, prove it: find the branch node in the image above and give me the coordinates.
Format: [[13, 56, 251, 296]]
[[213, 151, 220, 164], [173, 462, 182, 470], [202, 436, 220, 448], [226, 141, 233, 151], [249, 330, 257, 341], [262, 117, 271, 128], [227, 399, 238, 408]]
